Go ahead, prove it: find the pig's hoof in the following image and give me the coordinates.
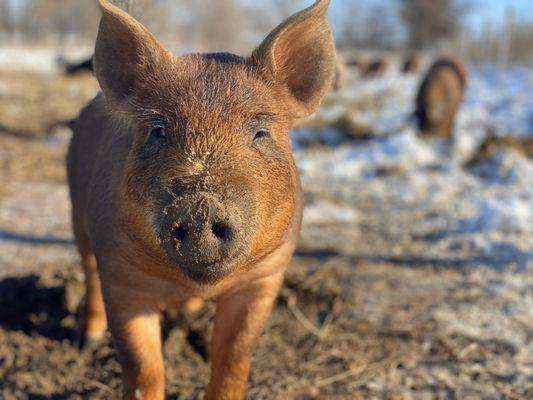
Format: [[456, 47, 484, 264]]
[[81, 337, 100, 349], [75, 333, 103, 350]]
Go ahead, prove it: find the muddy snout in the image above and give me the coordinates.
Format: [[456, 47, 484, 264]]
[[160, 192, 245, 275]]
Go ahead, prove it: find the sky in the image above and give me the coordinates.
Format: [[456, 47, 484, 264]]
[[465, 0, 533, 32], [325, 0, 533, 33]]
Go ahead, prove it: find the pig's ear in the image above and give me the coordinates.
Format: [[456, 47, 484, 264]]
[[94, 0, 171, 108], [251, 0, 336, 118]]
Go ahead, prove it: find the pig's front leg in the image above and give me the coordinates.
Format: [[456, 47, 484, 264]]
[[103, 285, 164, 400], [205, 273, 284, 400]]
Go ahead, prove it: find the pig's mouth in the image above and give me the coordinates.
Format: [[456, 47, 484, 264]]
[[158, 228, 245, 285], [173, 255, 241, 285]]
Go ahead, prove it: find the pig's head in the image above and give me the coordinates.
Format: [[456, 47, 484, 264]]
[[93, 0, 335, 284]]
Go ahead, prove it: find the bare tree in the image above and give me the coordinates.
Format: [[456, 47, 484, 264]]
[[335, 0, 399, 49], [110, 0, 150, 21], [0, 0, 14, 41], [0, 0, 352, 56], [167, 0, 250, 53], [464, 12, 533, 66], [508, 21, 533, 65], [198, 0, 246, 51], [364, 5, 398, 49], [335, 0, 364, 48], [22, 0, 98, 44], [398, 0, 469, 49]]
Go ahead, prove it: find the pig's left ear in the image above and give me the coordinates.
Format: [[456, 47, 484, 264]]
[[251, 0, 336, 118], [94, 0, 172, 109]]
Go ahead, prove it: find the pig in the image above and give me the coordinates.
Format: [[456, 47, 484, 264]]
[[415, 57, 468, 137], [465, 135, 533, 166], [363, 58, 390, 78], [66, 0, 335, 399], [402, 54, 421, 74], [64, 57, 93, 75], [345, 57, 368, 73]]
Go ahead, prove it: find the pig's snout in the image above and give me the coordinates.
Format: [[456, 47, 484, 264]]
[[160, 192, 244, 279], [171, 203, 236, 256]]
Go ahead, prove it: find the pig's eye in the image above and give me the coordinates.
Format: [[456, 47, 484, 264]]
[[253, 129, 270, 141], [150, 126, 167, 141], [140, 126, 167, 159], [251, 126, 279, 157]]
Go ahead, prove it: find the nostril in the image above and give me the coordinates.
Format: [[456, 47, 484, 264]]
[[211, 222, 232, 241], [173, 225, 188, 241]]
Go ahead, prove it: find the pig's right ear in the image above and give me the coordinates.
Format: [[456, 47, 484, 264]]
[[93, 0, 171, 109], [251, 0, 336, 118]]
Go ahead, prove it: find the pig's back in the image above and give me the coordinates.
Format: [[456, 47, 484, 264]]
[[416, 60, 465, 135], [425, 67, 462, 110], [67, 95, 108, 210]]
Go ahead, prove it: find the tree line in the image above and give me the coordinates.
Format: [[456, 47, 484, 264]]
[[0, 0, 531, 65]]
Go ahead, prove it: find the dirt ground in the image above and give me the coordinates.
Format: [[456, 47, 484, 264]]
[[1, 71, 532, 399]]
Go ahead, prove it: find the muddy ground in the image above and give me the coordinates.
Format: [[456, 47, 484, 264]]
[[0, 71, 532, 399]]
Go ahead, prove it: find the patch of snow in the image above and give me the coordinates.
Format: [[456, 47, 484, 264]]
[[462, 67, 533, 138], [295, 129, 438, 181], [0, 46, 93, 72], [292, 127, 347, 148], [303, 201, 358, 225], [300, 66, 533, 156], [467, 149, 533, 185], [471, 197, 533, 233], [293, 66, 533, 261]]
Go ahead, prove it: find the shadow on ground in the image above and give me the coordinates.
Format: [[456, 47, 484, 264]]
[[0, 230, 74, 247], [298, 241, 532, 270], [0, 274, 76, 341]]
